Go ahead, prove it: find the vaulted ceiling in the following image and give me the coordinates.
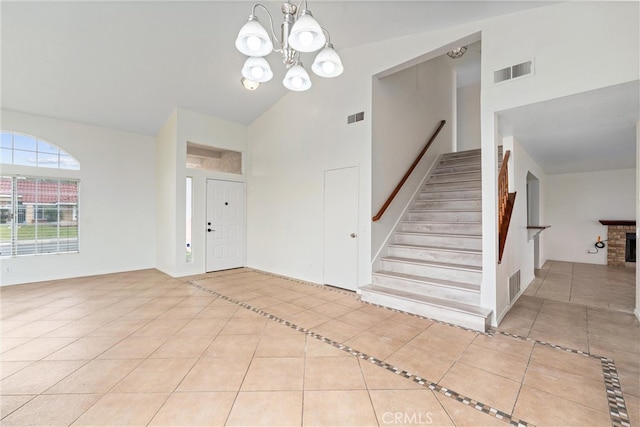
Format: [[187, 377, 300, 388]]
[[2, 1, 637, 175], [2, 1, 551, 135]]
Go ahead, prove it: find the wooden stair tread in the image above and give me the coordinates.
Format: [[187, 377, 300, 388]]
[[381, 256, 482, 272], [402, 220, 481, 224], [388, 243, 481, 255], [424, 179, 481, 184], [395, 231, 482, 238], [415, 197, 482, 202], [408, 208, 482, 212], [373, 270, 480, 292]]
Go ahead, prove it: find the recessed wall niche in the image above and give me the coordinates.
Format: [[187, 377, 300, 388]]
[[186, 141, 242, 174]]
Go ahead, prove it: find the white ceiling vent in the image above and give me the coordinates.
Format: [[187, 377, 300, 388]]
[[494, 60, 533, 84]]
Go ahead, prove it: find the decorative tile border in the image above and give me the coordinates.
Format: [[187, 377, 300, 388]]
[[188, 269, 629, 427], [492, 331, 630, 427], [601, 358, 631, 427], [188, 279, 533, 427]]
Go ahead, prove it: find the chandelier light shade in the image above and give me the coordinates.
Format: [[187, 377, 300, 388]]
[[241, 56, 273, 82], [288, 10, 325, 52], [311, 43, 343, 78], [235, 18, 274, 57], [283, 63, 312, 91], [235, 1, 343, 91]]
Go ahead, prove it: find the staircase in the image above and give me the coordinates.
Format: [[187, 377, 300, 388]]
[[362, 149, 492, 331]]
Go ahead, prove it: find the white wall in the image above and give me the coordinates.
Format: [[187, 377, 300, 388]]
[[544, 168, 636, 264], [155, 108, 248, 278], [496, 136, 547, 322], [0, 109, 156, 285], [371, 56, 455, 258], [155, 110, 179, 276], [457, 83, 481, 151], [479, 1, 639, 323], [481, 2, 639, 114], [246, 93, 365, 284]]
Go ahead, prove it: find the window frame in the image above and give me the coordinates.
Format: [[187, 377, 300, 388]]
[[1, 176, 80, 257], [1, 130, 80, 170], [0, 130, 81, 258]]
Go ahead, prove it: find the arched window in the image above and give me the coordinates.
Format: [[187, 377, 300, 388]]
[[1, 131, 79, 257], [1, 131, 79, 170]]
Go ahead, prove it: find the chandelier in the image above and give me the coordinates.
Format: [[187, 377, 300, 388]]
[[235, 1, 344, 91]]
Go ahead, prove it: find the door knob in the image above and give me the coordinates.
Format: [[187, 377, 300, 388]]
[[350, 233, 357, 238]]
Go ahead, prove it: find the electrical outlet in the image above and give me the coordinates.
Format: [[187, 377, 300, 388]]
[[2, 266, 12, 273]]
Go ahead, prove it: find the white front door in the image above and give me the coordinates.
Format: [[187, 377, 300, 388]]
[[206, 179, 245, 272], [323, 166, 359, 291]]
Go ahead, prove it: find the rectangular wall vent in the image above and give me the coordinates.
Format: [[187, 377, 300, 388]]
[[494, 67, 512, 83], [347, 111, 365, 124], [494, 60, 533, 84], [509, 270, 521, 303]]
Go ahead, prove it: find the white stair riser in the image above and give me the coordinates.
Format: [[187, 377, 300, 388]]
[[372, 275, 481, 305], [395, 233, 482, 250], [380, 259, 482, 284], [434, 164, 481, 174], [423, 180, 481, 191], [387, 246, 482, 267], [428, 171, 481, 183], [360, 291, 488, 332], [418, 189, 482, 200], [401, 222, 482, 234], [412, 199, 482, 210], [407, 211, 482, 222]]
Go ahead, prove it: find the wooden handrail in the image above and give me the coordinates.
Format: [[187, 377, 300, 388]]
[[498, 150, 511, 225], [372, 120, 446, 222], [498, 150, 516, 263]]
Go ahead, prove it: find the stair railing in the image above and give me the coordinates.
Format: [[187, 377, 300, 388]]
[[372, 120, 446, 222], [498, 150, 516, 262]]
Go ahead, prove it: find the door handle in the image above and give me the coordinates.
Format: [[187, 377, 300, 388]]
[[208, 228, 213, 232], [350, 233, 357, 238]]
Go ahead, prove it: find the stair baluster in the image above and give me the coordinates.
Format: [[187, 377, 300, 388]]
[[498, 150, 516, 263]]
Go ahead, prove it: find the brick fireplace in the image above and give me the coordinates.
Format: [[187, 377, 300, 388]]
[[599, 220, 637, 266]]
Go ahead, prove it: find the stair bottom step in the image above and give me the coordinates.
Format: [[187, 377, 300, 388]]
[[360, 285, 491, 332]]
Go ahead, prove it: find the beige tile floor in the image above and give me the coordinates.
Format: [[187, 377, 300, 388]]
[[522, 260, 636, 313], [0, 264, 637, 426], [498, 260, 639, 427]]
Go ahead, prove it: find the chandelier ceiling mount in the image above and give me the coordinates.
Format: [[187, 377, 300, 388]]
[[447, 46, 468, 59]]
